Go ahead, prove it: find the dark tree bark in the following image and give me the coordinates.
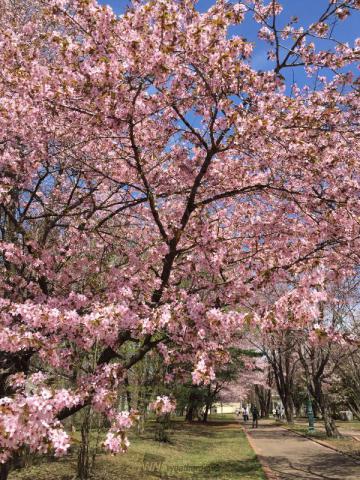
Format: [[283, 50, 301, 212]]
[[202, 384, 219, 423], [185, 387, 200, 422], [124, 374, 132, 412], [312, 376, 340, 437], [203, 403, 210, 423], [0, 350, 34, 480], [263, 332, 298, 424], [255, 384, 272, 418], [298, 336, 341, 438], [77, 407, 93, 480], [0, 463, 10, 480]]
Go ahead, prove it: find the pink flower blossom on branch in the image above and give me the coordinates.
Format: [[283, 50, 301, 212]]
[[149, 396, 176, 415]]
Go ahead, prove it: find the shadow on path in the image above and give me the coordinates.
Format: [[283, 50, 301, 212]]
[[246, 423, 360, 480]]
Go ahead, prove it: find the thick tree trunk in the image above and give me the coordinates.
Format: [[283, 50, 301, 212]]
[[123, 375, 132, 411], [77, 406, 93, 480], [348, 403, 360, 421], [255, 385, 271, 418], [185, 388, 198, 422], [265, 390, 271, 418], [266, 338, 297, 425], [274, 374, 295, 423], [203, 401, 211, 423], [0, 350, 33, 480], [185, 403, 195, 422], [202, 384, 214, 423], [185, 405, 194, 422], [137, 388, 149, 435], [322, 407, 340, 438], [282, 397, 294, 423], [0, 462, 10, 480], [311, 381, 340, 438], [295, 404, 302, 417]]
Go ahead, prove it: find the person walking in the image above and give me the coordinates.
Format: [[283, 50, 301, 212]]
[[251, 404, 259, 428], [280, 406, 285, 420], [242, 405, 249, 423]]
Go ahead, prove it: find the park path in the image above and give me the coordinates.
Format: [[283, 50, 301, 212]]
[[244, 421, 360, 480]]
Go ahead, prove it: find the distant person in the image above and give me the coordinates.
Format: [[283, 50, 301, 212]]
[[275, 407, 280, 420], [242, 406, 249, 423], [251, 404, 259, 428]]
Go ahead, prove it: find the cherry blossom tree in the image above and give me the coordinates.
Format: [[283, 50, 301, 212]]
[[185, 344, 263, 422], [296, 278, 360, 436], [335, 277, 360, 418], [254, 368, 273, 418], [258, 329, 300, 422], [0, 0, 359, 476], [338, 349, 360, 419], [258, 274, 360, 434], [219, 355, 269, 405]]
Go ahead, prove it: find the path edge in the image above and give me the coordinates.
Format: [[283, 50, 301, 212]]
[[241, 425, 280, 480]]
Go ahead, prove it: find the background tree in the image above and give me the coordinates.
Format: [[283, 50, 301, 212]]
[[258, 329, 299, 423]]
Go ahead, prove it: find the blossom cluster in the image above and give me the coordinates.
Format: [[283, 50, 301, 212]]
[[149, 396, 176, 415], [103, 410, 139, 454], [192, 354, 216, 385], [0, 388, 82, 463]]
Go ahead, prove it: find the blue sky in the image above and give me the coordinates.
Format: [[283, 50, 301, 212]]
[[98, 1, 359, 86]]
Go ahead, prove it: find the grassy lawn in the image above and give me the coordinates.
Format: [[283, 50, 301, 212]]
[[283, 421, 360, 457], [337, 420, 360, 433], [9, 417, 265, 480]]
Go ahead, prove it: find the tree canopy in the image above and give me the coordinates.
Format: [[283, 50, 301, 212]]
[[0, 0, 359, 466]]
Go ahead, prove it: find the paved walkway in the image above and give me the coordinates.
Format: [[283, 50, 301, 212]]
[[244, 422, 360, 480]]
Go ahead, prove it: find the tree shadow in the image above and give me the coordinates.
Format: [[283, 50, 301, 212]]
[[260, 453, 360, 480], [143, 457, 263, 479], [197, 457, 264, 479]]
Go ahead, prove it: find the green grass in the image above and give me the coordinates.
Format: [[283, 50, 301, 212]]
[[337, 420, 360, 433], [9, 417, 266, 480]]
